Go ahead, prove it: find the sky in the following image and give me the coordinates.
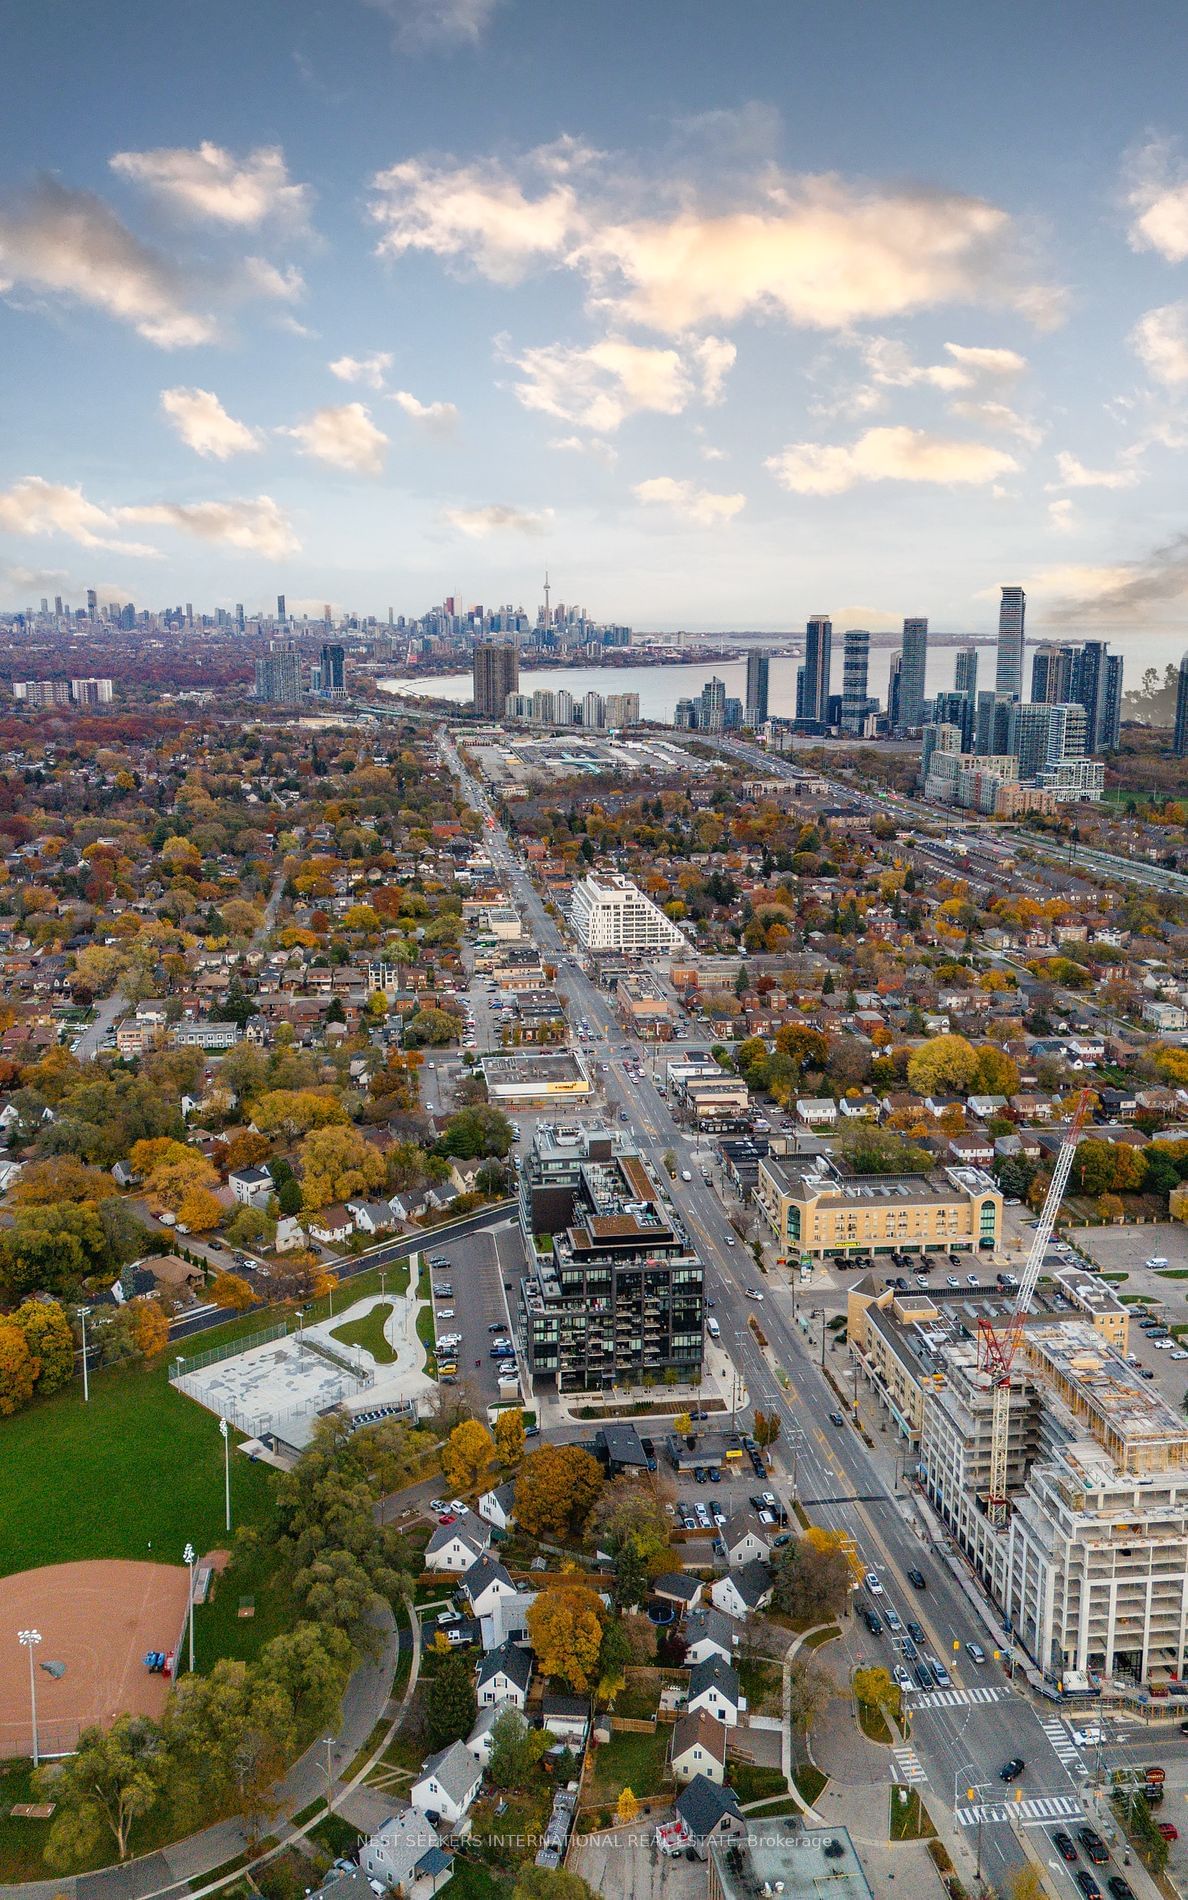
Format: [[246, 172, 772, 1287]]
[[6, 0, 1188, 635]]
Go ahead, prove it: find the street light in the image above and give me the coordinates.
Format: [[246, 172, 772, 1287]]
[[322, 1736, 337, 1815], [19, 1630, 41, 1768], [219, 1418, 231, 1533], [183, 1543, 196, 1673], [78, 1305, 91, 1403]]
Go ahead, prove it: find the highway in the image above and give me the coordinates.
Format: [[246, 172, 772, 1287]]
[[436, 733, 1137, 1892]]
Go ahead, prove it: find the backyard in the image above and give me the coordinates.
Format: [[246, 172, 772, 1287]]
[[585, 1728, 672, 1808]]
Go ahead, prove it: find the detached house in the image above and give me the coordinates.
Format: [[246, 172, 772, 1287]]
[[411, 1742, 482, 1829], [478, 1482, 516, 1532], [686, 1656, 742, 1727], [424, 1517, 489, 1573], [670, 1710, 727, 1786], [720, 1508, 774, 1570], [712, 1561, 772, 1622], [359, 1809, 453, 1898], [476, 1641, 533, 1709], [671, 1776, 743, 1858], [683, 1606, 737, 1668], [462, 1554, 518, 1620], [229, 1164, 273, 1206]]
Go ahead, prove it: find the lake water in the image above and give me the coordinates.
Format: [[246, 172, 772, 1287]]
[[380, 631, 1187, 727]]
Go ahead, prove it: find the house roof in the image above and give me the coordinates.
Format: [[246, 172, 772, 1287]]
[[477, 1641, 533, 1693], [725, 1507, 771, 1548], [687, 1656, 739, 1705], [684, 1606, 736, 1653], [723, 1560, 772, 1608], [365, 1806, 439, 1883], [542, 1694, 589, 1721], [425, 1520, 486, 1560], [415, 1740, 480, 1807], [671, 1709, 727, 1765], [674, 1774, 742, 1838], [463, 1554, 514, 1603], [652, 1571, 702, 1604]]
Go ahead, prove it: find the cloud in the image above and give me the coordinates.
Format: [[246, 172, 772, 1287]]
[[110, 142, 311, 231], [329, 351, 393, 388], [160, 387, 262, 459], [0, 475, 157, 554], [1047, 498, 1076, 533], [857, 336, 1026, 394], [1125, 136, 1188, 263], [1131, 303, 1188, 385], [549, 434, 618, 466], [1048, 449, 1140, 490], [503, 334, 733, 432], [765, 425, 1018, 495], [363, 0, 501, 49], [369, 145, 1057, 334], [633, 475, 746, 526], [2, 562, 71, 594], [0, 176, 216, 346], [390, 388, 459, 433], [282, 401, 389, 474], [1037, 546, 1188, 625], [443, 502, 550, 537], [241, 257, 305, 302], [949, 399, 1043, 445], [121, 495, 298, 557]]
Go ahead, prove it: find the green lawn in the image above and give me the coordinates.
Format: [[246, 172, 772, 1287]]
[[804, 1625, 841, 1649], [0, 1760, 53, 1881], [890, 1786, 935, 1841], [0, 1357, 275, 1580], [331, 1301, 397, 1364], [857, 1700, 892, 1744], [416, 1301, 437, 1374], [729, 1762, 787, 1804], [588, 1728, 671, 1804], [441, 1859, 513, 1900], [794, 1763, 829, 1806]]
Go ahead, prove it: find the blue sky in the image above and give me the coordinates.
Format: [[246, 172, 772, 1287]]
[[5, 0, 1188, 632]]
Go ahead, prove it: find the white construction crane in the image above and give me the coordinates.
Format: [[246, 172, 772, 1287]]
[[977, 1088, 1093, 1527]]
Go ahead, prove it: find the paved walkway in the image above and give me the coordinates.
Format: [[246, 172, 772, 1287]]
[[1, 1600, 406, 1900]]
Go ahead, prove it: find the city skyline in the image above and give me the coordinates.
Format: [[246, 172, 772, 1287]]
[[6, 2, 1188, 631]]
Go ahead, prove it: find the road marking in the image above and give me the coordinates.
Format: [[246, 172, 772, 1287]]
[[912, 1685, 1010, 1709], [956, 1794, 1083, 1827], [891, 1745, 927, 1785], [1042, 1718, 1082, 1764]]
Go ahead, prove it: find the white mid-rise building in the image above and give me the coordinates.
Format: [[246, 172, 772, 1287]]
[[569, 872, 687, 954]]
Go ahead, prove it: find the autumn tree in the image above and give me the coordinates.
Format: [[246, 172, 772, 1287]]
[[852, 1664, 898, 1716], [0, 1319, 38, 1415], [906, 1034, 980, 1096], [616, 1787, 640, 1825], [250, 1089, 348, 1138], [493, 1407, 526, 1468], [37, 1714, 167, 1865], [787, 1656, 832, 1731], [129, 1300, 170, 1359], [178, 1187, 225, 1232], [513, 1870, 598, 1900], [527, 1579, 607, 1692], [587, 1480, 672, 1566], [772, 1535, 851, 1624], [11, 1297, 75, 1393], [12, 1156, 117, 1206], [515, 1444, 604, 1540], [441, 1419, 496, 1496], [752, 1410, 781, 1450], [210, 1271, 257, 1312], [298, 1123, 388, 1210]]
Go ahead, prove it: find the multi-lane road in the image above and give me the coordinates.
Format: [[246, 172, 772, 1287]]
[[439, 732, 1178, 1895]]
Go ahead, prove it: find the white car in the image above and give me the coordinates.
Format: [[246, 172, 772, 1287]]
[[438, 1308, 455, 1320], [865, 1571, 883, 1595], [1147, 1257, 1170, 1269], [725, 1236, 737, 1247], [1155, 1338, 1174, 1350], [1071, 1726, 1102, 1749], [429, 1498, 448, 1513], [1170, 1349, 1188, 1361], [449, 1499, 467, 1514], [745, 1287, 764, 1301]]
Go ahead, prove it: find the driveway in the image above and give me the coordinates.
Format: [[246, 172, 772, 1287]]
[[570, 1826, 707, 1900]]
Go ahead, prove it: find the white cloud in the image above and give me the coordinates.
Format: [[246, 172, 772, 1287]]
[[1049, 449, 1140, 490], [110, 142, 311, 230], [700, 445, 728, 461], [548, 434, 618, 466], [1125, 136, 1188, 263], [283, 401, 388, 474], [949, 399, 1043, 445], [2, 562, 70, 594], [121, 495, 298, 557], [0, 475, 157, 555], [363, 0, 501, 49], [504, 334, 733, 432], [0, 177, 216, 347], [241, 257, 305, 302], [765, 425, 1018, 496], [941, 342, 1027, 382], [390, 388, 459, 433], [1048, 498, 1076, 533], [443, 502, 551, 537], [633, 476, 746, 526], [370, 147, 1057, 334], [329, 351, 393, 388], [160, 387, 262, 459], [1131, 303, 1188, 385]]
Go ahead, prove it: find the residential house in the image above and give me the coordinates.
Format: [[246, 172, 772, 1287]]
[[359, 1809, 453, 1897], [462, 1554, 518, 1620], [686, 1657, 742, 1727], [424, 1520, 489, 1574], [720, 1509, 774, 1570], [670, 1710, 727, 1786], [651, 1572, 704, 1614], [479, 1588, 537, 1652], [346, 1198, 396, 1235], [229, 1164, 273, 1206], [477, 1482, 516, 1532], [670, 1776, 743, 1858], [682, 1607, 737, 1668], [476, 1641, 533, 1710], [306, 1203, 354, 1244], [711, 1561, 773, 1622], [410, 1743, 482, 1829], [465, 1700, 514, 1767], [796, 1098, 838, 1127]]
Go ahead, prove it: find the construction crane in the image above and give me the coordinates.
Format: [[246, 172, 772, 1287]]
[[977, 1088, 1093, 1528]]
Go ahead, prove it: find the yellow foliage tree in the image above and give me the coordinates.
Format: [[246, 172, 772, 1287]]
[[442, 1419, 496, 1496], [298, 1125, 387, 1211], [493, 1408, 526, 1468], [210, 1271, 256, 1312], [0, 1320, 38, 1416], [514, 1444, 604, 1539], [526, 1581, 606, 1693], [177, 1187, 225, 1232], [129, 1301, 170, 1359], [905, 1034, 980, 1096], [616, 1788, 640, 1826], [251, 1090, 349, 1138]]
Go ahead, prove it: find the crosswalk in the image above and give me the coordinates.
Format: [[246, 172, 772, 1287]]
[[956, 1794, 1084, 1829], [1042, 1718, 1081, 1764], [892, 1745, 927, 1784], [912, 1684, 1011, 1710]]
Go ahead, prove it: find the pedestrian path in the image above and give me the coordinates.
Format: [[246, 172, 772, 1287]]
[[913, 1684, 1011, 1710], [956, 1793, 1084, 1828], [892, 1744, 927, 1784], [1043, 1718, 1081, 1764]]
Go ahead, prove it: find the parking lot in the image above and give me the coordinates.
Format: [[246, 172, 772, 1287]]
[[427, 1220, 522, 1413], [1068, 1223, 1188, 1410]]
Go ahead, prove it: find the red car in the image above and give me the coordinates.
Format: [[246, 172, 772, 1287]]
[[1157, 1822, 1179, 1843], [438, 1512, 456, 1526]]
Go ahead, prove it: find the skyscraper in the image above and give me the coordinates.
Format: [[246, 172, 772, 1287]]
[[744, 650, 770, 727], [472, 641, 519, 719], [699, 675, 727, 733], [887, 654, 903, 733], [254, 640, 302, 703], [954, 647, 978, 697], [841, 628, 871, 734], [1174, 651, 1188, 759], [1031, 643, 1076, 705], [86, 588, 97, 620], [995, 585, 1026, 699], [896, 617, 929, 731], [976, 690, 1014, 756], [801, 615, 832, 726], [1100, 652, 1123, 750], [1071, 641, 1124, 751], [276, 593, 287, 624], [319, 642, 346, 697]]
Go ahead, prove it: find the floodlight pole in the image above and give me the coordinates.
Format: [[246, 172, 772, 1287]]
[[19, 1631, 41, 1768], [220, 1418, 231, 1532], [322, 1736, 336, 1815], [183, 1543, 196, 1673], [79, 1306, 90, 1403]]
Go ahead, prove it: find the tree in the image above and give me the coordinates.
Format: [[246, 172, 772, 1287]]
[[673, 1410, 692, 1435], [1009, 1868, 1045, 1900], [298, 1124, 387, 1210], [224, 1205, 274, 1248], [612, 1543, 647, 1612], [973, 1044, 1020, 1096], [527, 1580, 607, 1692], [211, 1271, 257, 1312], [129, 1299, 170, 1358], [493, 1407, 526, 1468], [257, 1622, 353, 1728], [250, 1089, 348, 1138], [772, 1536, 851, 1624], [488, 1707, 548, 1790], [515, 1444, 604, 1540], [12, 1156, 117, 1206], [0, 1319, 38, 1415], [513, 1869, 598, 1900], [425, 1652, 477, 1750], [441, 1419, 496, 1496], [787, 1656, 832, 1731], [616, 1787, 640, 1825], [906, 1034, 979, 1096], [588, 1480, 672, 1566], [852, 1664, 898, 1717], [752, 1410, 781, 1450], [12, 1297, 74, 1392], [177, 1186, 225, 1232], [1096, 1192, 1124, 1223], [37, 1714, 167, 1865], [436, 1105, 515, 1158]]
